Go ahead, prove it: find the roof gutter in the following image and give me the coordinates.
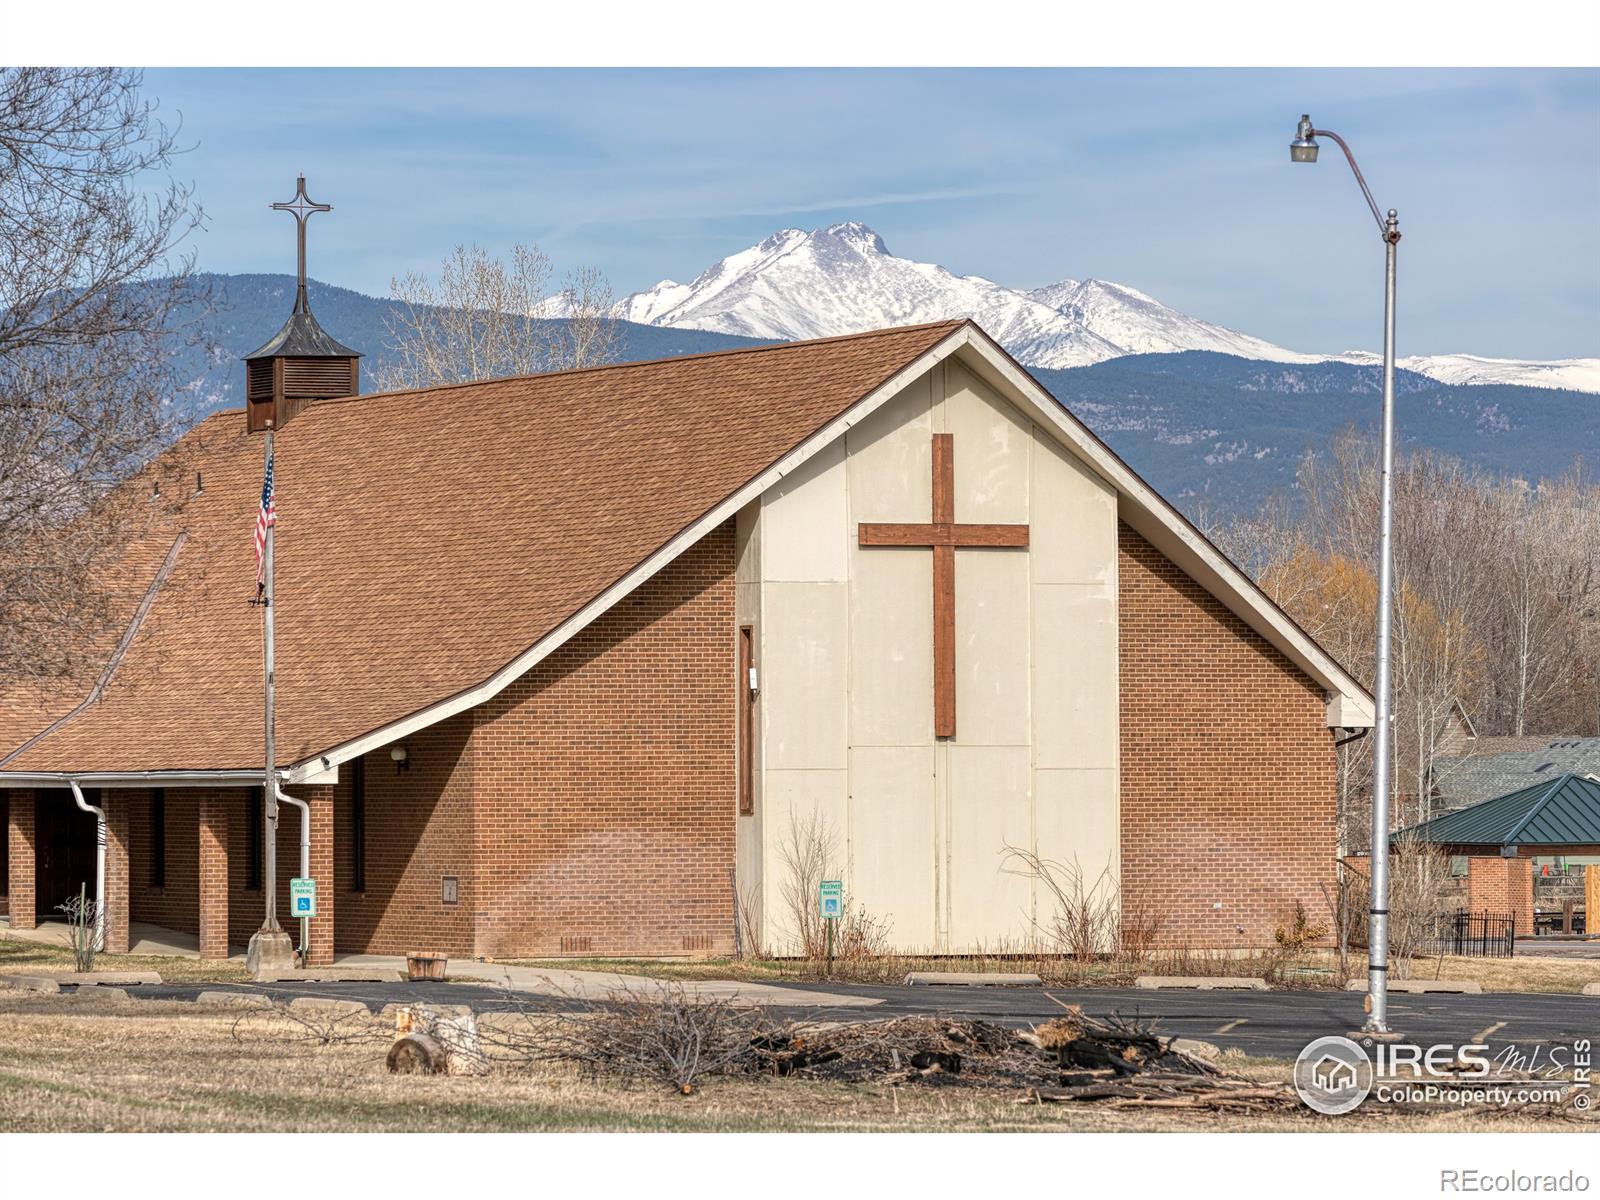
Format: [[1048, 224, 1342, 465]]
[[0, 770, 266, 789]]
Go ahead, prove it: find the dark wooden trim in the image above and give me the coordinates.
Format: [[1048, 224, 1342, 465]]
[[738, 625, 755, 816], [932, 432, 954, 524]]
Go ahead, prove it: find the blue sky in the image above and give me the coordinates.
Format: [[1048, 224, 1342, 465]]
[[144, 67, 1598, 360]]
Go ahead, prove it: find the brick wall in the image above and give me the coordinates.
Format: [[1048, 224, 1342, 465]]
[[1118, 523, 1340, 948], [332, 716, 477, 957], [0, 792, 8, 918], [6, 791, 33, 929], [471, 520, 738, 959], [1466, 856, 1534, 936], [127, 788, 200, 935]]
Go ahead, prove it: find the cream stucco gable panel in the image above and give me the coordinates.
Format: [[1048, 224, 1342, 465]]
[[946, 745, 1034, 950], [1032, 584, 1119, 771], [760, 767, 849, 953], [849, 546, 933, 747], [1031, 428, 1117, 586], [763, 436, 849, 583], [848, 745, 937, 950], [953, 551, 1031, 748], [947, 361, 1030, 524], [761, 582, 848, 771], [1034, 768, 1121, 908], [845, 367, 934, 521]]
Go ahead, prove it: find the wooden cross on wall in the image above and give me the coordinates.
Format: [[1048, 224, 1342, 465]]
[[858, 433, 1029, 738]]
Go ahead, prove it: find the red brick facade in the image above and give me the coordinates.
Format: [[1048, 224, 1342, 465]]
[[1117, 523, 1339, 947], [6, 791, 34, 930], [1465, 856, 1535, 937], [469, 518, 737, 959], [5, 519, 1337, 959]]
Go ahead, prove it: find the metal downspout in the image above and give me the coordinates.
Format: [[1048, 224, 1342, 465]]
[[275, 787, 310, 965], [67, 781, 106, 952]]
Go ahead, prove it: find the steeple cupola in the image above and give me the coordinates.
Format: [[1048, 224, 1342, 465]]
[[242, 176, 361, 433]]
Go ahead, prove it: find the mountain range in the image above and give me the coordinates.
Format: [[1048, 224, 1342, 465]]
[[615, 221, 1600, 392], [164, 238, 1597, 522]]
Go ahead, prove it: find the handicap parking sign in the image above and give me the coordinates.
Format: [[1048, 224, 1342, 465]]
[[290, 877, 317, 918]]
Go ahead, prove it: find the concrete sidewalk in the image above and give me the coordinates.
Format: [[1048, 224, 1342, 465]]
[[333, 954, 883, 1008], [0, 917, 242, 959]]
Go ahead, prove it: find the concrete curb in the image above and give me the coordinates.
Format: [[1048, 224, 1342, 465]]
[[47, 971, 162, 986], [195, 990, 276, 1010], [0, 975, 61, 993], [1135, 976, 1269, 991], [288, 996, 373, 1018], [903, 971, 1042, 987], [1344, 978, 1482, 994]]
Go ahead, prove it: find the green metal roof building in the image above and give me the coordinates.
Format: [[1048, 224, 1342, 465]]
[[1396, 773, 1600, 855]]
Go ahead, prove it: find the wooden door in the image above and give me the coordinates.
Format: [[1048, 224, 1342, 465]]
[[34, 790, 98, 919]]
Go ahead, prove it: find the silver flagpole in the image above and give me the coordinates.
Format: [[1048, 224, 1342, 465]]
[[262, 424, 279, 934]]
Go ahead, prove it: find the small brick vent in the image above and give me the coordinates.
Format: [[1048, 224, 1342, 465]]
[[559, 936, 593, 954], [681, 935, 714, 953]]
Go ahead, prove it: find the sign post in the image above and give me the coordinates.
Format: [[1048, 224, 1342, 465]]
[[290, 877, 316, 963], [819, 879, 842, 977]]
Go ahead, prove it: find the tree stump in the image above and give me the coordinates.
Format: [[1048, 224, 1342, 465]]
[[387, 1033, 447, 1075], [390, 1004, 488, 1076]]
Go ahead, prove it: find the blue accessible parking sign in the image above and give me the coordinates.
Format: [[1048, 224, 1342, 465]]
[[289, 877, 317, 918]]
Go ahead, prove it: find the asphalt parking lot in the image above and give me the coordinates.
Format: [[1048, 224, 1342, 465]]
[[125, 977, 1596, 1060]]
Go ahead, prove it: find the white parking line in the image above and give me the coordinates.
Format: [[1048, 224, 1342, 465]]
[[1213, 1018, 1248, 1034]]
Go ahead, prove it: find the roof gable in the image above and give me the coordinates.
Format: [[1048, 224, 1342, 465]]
[[2, 318, 1371, 784]]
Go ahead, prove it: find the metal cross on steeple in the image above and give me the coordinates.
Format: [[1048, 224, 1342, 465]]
[[270, 175, 332, 314]]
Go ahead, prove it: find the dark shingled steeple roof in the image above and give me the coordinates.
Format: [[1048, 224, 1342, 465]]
[[244, 308, 363, 361]]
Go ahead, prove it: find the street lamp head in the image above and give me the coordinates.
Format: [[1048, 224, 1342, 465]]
[[1290, 113, 1319, 163]]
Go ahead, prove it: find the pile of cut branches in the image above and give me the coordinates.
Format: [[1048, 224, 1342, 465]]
[[762, 1007, 1299, 1112], [490, 983, 1297, 1110]]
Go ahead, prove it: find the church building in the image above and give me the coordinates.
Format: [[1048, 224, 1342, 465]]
[[0, 298, 1373, 963]]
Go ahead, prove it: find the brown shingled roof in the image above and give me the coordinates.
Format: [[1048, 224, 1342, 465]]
[[1, 320, 964, 774]]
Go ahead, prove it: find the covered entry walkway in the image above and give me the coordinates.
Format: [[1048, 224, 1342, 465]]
[[3, 784, 335, 963]]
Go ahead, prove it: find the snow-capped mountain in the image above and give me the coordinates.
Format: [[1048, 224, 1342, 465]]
[[616, 223, 1123, 369], [617, 223, 1600, 393]]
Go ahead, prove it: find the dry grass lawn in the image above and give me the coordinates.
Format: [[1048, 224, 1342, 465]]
[[0, 938, 249, 984], [0, 993, 1590, 1133]]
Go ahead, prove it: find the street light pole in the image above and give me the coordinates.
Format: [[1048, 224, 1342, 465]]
[[1290, 115, 1402, 1036]]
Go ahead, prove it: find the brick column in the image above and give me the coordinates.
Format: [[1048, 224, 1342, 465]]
[[299, 785, 336, 966], [102, 791, 130, 954], [198, 790, 230, 960], [7, 792, 35, 930], [1506, 858, 1535, 939]]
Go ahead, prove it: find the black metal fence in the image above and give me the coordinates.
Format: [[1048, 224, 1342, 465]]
[[1426, 909, 1516, 958]]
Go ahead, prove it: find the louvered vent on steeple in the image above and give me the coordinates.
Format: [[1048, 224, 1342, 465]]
[[242, 176, 362, 433]]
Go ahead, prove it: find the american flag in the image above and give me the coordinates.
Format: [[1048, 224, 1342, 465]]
[[254, 453, 277, 598]]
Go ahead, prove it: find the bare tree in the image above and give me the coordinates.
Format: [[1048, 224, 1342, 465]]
[[0, 67, 205, 680], [1219, 433, 1599, 843], [375, 243, 619, 391]]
